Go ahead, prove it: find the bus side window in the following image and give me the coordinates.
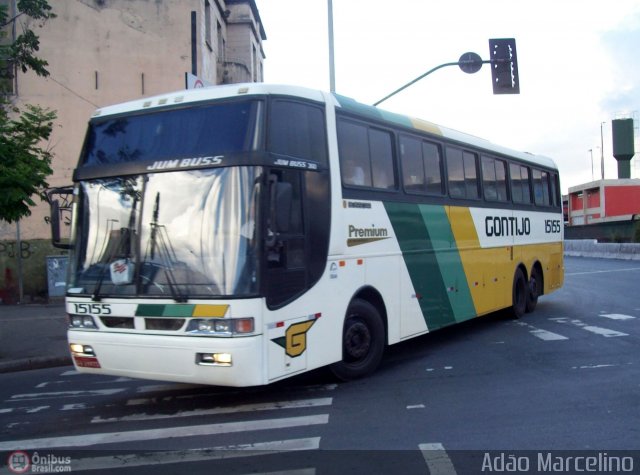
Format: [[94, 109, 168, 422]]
[[447, 147, 479, 199], [482, 156, 508, 202], [510, 163, 532, 204], [423, 141, 443, 195], [401, 135, 425, 192], [338, 120, 371, 187], [369, 128, 395, 190]]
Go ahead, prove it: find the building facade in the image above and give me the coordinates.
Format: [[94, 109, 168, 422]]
[[0, 0, 266, 301]]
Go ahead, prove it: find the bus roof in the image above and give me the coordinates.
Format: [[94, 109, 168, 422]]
[[91, 83, 558, 171]]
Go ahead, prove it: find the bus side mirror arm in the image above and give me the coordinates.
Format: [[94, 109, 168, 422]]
[[48, 188, 73, 250]]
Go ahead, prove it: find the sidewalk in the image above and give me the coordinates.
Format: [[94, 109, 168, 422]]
[[0, 303, 71, 373]]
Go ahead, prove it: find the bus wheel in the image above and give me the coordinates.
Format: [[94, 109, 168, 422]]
[[330, 299, 385, 381], [511, 268, 527, 319], [525, 266, 542, 313]]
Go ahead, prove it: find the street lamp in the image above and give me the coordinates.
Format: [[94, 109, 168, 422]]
[[589, 149, 594, 181]]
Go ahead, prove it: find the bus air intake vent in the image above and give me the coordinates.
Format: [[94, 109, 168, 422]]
[[145, 318, 186, 331], [100, 317, 134, 329]]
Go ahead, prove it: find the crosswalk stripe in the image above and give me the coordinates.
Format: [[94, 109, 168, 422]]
[[67, 438, 321, 472], [419, 443, 457, 475], [600, 314, 635, 320], [0, 414, 329, 450], [529, 328, 568, 341], [550, 318, 629, 337], [582, 326, 628, 337], [92, 397, 333, 423], [515, 322, 568, 341]]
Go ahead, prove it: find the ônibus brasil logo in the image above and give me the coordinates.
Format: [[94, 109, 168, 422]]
[[7, 451, 30, 474]]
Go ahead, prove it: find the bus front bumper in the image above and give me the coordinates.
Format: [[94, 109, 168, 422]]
[[68, 330, 265, 387]]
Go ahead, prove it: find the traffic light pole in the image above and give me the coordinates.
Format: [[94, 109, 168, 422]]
[[373, 58, 492, 107], [373, 38, 519, 107]]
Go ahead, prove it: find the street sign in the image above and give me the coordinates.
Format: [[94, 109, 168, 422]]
[[489, 38, 519, 94]]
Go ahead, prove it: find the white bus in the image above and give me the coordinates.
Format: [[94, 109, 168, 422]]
[[50, 83, 563, 387]]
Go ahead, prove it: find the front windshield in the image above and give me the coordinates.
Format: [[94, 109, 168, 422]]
[[69, 167, 261, 298]]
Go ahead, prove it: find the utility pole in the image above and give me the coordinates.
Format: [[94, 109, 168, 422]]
[[327, 0, 336, 93]]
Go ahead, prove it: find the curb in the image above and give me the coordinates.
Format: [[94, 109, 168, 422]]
[[0, 355, 72, 374]]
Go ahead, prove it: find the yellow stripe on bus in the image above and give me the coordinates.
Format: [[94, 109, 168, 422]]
[[192, 304, 229, 318]]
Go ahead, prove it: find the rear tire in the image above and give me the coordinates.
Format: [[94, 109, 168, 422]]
[[511, 268, 527, 319], [525, 266, 542, 313], [330, 299, 385, 381]]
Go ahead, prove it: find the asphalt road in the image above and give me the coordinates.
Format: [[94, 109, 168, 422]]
[[1, 256, 639, 474]]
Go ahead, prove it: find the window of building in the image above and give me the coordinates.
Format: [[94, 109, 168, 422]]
[[204, 0, 212, 50], [268, 100, 328, 165], [481, 156, 508, 202], [0, 0, 15, 95], [447, 147, 479, 199], [217, 21, 224, 61], [400, 135, 443, 195], [252, 45, 257, 82], [510, 163, 532, 204], [337, 119, 396, 189]]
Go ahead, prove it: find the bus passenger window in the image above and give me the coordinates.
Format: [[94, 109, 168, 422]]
[[423, 142, 443, 195], [447, 147, 479, 199], [533, 169, 551, 206], [482, 157, 508, 202], [510, 163, 532, 204], [338, 120, 372, 187], [369, 128, 395, 189], [447, 148, 465, 198], [401, 136, 424, 192]]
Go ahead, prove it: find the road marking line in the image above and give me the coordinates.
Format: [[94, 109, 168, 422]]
[[8, 388, 125, 401], [573, 364, 616, 370], [419, 443, 457, 475], [565, 267, 640, 276], [407, 404, 425, 410], [583, 326, 628, 337], [68, 438, 320, 472], [516, 321, 568, 341], [529, 329, 569, 341], [92, 397, 333, 423], [61, 403, 89, 411], [550, 318, 628, 337], [0, 414, 329, 450], [136, 383, 204, 394], [600, 314, 635, 320]]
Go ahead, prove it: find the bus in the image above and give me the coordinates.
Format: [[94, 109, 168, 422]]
[[49, 83, 564, 387]]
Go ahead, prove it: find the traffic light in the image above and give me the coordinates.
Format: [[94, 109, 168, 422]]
[[489, 38, 519, 94]]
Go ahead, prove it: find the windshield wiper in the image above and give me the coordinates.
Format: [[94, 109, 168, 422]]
[[92, 194, 138, 301], [144, 192, 188, 303]]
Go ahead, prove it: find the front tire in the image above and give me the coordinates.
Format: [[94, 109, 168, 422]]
[[330, 299, 385, 381]]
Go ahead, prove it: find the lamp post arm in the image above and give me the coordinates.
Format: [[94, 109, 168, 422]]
[[373, 58, 503, 107]]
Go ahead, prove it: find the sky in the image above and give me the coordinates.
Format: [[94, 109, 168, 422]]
[[257, 0, 640, 193]]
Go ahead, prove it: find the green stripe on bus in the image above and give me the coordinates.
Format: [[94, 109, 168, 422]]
[[135, 304, 195, 317], [385, 202, 476, 329]]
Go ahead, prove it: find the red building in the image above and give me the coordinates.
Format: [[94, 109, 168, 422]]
[[567, 179, 640, 225]]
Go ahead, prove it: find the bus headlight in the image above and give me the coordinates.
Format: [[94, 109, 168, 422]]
[[69, 315, 98, 329], [187, 318, 254, 336]]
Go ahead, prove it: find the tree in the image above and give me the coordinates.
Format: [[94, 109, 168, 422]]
[[0, 0, 56, 223]]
